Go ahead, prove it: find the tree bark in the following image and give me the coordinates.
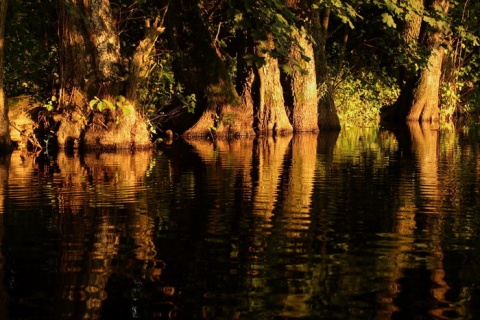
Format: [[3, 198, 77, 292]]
[[285, 0, 319, 132], [287, 29, 319, 132], [407, 0, 449, 122], [125, 16, 166, 102], [383, 0, 449, 122], [400, 0, 424, 85], [57, 0, 157, 149], [58, 0, 96, 107], [256, 36, 293, 135], [312, 7, 341, 130], [406, 43, 445, 121], [167, 0, 254, 138], [0, 0, 11, 152], [84, 0, 122, 83]]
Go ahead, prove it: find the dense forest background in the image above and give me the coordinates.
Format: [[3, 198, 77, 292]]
[[0, 0, 479, 151]]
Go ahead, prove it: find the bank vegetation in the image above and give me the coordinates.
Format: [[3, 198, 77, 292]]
[[0, 0, 479, 152]]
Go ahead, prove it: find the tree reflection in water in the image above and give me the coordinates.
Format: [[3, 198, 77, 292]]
[[1, 127, 480, 318], [0, 154, 9, 319]]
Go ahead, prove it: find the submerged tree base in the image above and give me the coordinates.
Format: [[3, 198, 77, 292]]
[[82, 110, 152, 150], [183, 104, 256, 139], [8, 96, 153, 152]]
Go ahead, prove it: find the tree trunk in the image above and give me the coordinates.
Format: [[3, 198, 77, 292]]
[[381, 0, 424, 121], [0, 0, 11, 152], [57, 0, 157, 149], [58, 0, 96, 107], [312, 7, 341, 130], [383, 0, 449, 122], [256, 36, 293, 135], [125, 16, 166, 102], [83, 0, 122, 93], [287, 30, 319, 132], [406, 44, 445, 121], [167, 0, 254, 138], [399, 0, 424, 85], [407, 0, 449, 122], [239, 67, 257, 131], [285, 0, 319, 132]]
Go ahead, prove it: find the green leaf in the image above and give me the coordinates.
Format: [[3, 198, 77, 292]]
[[104, 100, 115, 110], [97, 101, 107, 111], [120, 104, 134, 116], [44, 104, 54, 112], [116, 95, 126, 103], [381, 13, 397, 28], [89, 99, 97, 110], [281, 64, 293, 74]]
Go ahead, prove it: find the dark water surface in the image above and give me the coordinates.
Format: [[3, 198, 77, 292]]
[[1, 123, 480, 319]]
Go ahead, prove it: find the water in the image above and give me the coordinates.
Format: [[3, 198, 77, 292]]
[[1, 123, 480, 319]]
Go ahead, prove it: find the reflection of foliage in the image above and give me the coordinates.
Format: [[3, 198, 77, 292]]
[[333, 126, 398, 170]]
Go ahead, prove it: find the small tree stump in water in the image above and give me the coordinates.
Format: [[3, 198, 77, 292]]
[[8, 96, 43, 150]]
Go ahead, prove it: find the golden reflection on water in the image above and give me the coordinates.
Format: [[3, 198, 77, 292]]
[[3, 150, 168, 318], [54, 151, 166, 318], [1, 126, 480, 318], [0, 155, 8, 319], [408, 122, 451, 319]]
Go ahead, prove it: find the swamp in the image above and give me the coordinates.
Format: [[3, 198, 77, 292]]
[[1, 0, 480, 319]]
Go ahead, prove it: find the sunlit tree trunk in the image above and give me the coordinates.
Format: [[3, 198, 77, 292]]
[[287, 32, 319, 132], [58, 0, 117, 102], [285, 0, 319, 132], [384, 0, 449, 122], [167, 0, 254, 138], [239, 67, 257, 130], [0, 0, 11, 151], [256, 37, 293, 135], [400, 0, 424, 84], [406, 34, 446, 121], [125, 16, 165, 102], [312, 7, 341, 130], [236, 31, 295, 136], [57, 0, 162, 149], [84, 0, 122, 92]]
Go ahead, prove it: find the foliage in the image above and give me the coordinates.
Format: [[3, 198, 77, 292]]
[[43, 95, 57, 112], [312, 0, 361, 29], [89, 95, 135, 117], [232, 0, 306, 68], [4, 0, 58, 100], [137, 53, 196, 134], [439, 0, 480, 116], [335, 68, 400, 127]]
